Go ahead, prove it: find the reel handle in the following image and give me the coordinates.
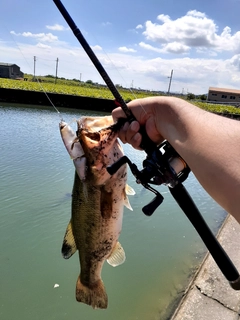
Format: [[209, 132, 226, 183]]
[[142, 195, 164, 216]]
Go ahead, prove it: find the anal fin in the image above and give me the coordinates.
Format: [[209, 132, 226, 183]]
[[107, 242, 126, 267]]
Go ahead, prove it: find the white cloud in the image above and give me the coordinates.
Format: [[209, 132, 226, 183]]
[[161, 42, 190, 54], [93, 51, 240, 94], [139, 41, 189, 54], [10, 31, 58, 43], [46, 24, 68, 31], [186, 10, 206, 18], [68, 50, 79, 56], [101, 22, 112, 27], [91, 45, 102, 51], [139, 42, 162, 53], [141, 10, 240, 55], [157, 14, 171, 23], [36, 43, 51, 49], [221, 26, 231, 39], [5, 16, 240, 95], [229, 54, 240, 70], [118, 46, 137, 53], [136, 24, 143, 29], [143, 11, 216, 47]]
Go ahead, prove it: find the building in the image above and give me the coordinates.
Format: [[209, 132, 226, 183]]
[[0, 62, 24, 79], [208, 87, 240, 103]]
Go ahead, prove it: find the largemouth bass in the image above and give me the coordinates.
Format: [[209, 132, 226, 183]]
[[60, 116, 134, 309]]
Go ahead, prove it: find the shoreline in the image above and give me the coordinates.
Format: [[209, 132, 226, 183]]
[[170, 214, 240, 320], [1, 87, 240, 121], [0, 87, 116, 112]]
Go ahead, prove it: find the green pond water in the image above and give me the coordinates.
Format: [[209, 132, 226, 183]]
[[0, 103, 226, 320]]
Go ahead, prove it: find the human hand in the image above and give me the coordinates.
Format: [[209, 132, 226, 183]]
[[112, 97, 165, 150]]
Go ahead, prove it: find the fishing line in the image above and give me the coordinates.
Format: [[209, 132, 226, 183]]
[[101, 49, 147, 115], [86, 31, 147, 115], [3, 24, 63, 119]]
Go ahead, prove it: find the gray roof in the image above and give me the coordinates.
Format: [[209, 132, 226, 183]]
[[209, 86, 240, 94], [0, 62, 15, 66]]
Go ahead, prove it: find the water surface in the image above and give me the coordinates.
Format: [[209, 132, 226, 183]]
[[0, 103, 226, 320]]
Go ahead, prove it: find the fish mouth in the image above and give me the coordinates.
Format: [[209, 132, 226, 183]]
[[84, 131, 101, 142], [77, 117, 127, 143], [59, 121, 67, 130], [85, 119, 127, 142]]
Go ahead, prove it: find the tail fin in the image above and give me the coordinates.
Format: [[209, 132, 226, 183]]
[[76, 276, 108, 309]]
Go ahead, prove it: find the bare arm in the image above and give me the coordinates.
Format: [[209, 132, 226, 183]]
[[112, 97, 240, 223]]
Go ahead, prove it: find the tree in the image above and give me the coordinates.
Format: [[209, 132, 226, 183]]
[[187, 93, 195, 100], [86, 80, 94, 85], [200, 94, 207, 101]]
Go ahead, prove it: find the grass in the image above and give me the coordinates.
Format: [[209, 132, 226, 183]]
[[0, 77, 159, 102], [193, 101, 240, 115], [1, 76, 240, 115]]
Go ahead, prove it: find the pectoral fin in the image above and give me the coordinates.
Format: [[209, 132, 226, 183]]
[[126, 184, 135, 195], [107, 242, 126, 267], [123, 196, 133, 211], [61, 220, 77, 259], [123, 185, 134, 211]]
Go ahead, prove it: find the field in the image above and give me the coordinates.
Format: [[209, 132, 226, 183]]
[[1, 76, 240, 115], [194, 101, 240, 115], [0, 77, 158, 102]]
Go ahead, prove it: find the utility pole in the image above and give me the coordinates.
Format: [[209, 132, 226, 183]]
[[80, 73, 82, 83], [33, 56, 36, 80], [55, 58, 59, 84], [167, 69, 173, 94]]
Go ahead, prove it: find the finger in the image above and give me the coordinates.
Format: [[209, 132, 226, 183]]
[[125, 121, 140, 141], [118, 121, 130, 143], [112, 107, 126, 123], [118, 121, 141, 148], [125, 121, 142, 149], [129, 132, 142, 150]]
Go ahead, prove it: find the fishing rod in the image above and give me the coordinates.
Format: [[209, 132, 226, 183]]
[[53, 0, 240, 290]]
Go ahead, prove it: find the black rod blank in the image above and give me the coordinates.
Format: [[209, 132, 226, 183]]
[[53, 0, 134, 121], [169, 183, 240, 289]]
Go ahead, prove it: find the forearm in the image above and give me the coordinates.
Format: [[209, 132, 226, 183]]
[[114, 96, 240, 220], [153, 97, 240, 221]]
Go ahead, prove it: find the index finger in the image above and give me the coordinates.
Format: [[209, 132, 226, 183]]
[[112, 107, 127, 123]]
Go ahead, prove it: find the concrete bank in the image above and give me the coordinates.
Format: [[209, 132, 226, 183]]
[[0, 87, 116, 112], [171, 214, 240, 320]]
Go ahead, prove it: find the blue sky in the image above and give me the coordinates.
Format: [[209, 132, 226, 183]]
[[1, 0, 240, 94]]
